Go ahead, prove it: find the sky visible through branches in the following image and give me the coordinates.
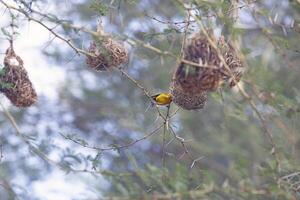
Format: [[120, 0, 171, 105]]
[[0, 0, 300, 200]]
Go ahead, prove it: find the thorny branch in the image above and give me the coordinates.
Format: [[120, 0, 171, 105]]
[[0, 0, 93, 56], [161, 106, 169, 167], [0, 176, 20, 200], [250, 7, 298, 69], [171, 0, 283, 171], [0, 0, 295, 175], [0, 102, 141, 176], [279, 171, 300, 194], [1, 0, 222, 70], [1, 0, 198, 172], [59, 124, 164, 152], [244, 80, 297, 146]]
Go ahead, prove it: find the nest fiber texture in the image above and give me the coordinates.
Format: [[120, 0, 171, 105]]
[[171, 31, 243, 110], [217, 36, 243, 87], [86, 38, 128, 71], [175, 32, 243, 92], [171, 83, 207, 110], [0, 46, 37, 107]]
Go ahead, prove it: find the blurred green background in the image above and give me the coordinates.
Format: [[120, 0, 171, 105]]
[[0, 0, 300, 199]]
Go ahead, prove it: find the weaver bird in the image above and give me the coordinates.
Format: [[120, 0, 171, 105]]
[[151, 92, 173, 106]]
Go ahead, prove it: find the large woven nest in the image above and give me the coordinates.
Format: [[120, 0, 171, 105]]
[[173, 61, 222, 94], [170, 82, 207, 110], [174, 32, 243, 92], [86, 37, 128, 71], [170, 31, 243, 110], [0, 46, 37, 107]]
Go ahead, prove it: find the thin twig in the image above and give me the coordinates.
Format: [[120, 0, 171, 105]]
[[180, 6, 192, 58], [0, 177, 21, 200], [0, 102, 58, 166], [162, 105, 171, 167], [0, 102, 132, 176], [201, 21, 281, 170], [0, 0, 92, 56], [175, 0, 281, 170], [117, 68, 167, 121], [59, 124, 164, 152]]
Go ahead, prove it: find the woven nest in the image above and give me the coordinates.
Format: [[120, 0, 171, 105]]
[[174, 32, 243, 92], [0, 46, 37, 107], [217, 36, 244, 87], [170, 82, 207, 110], [86, 37, 128, 71], [173, 61, 222, 94]]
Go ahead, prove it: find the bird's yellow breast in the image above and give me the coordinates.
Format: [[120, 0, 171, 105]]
[[154, 93, 172, 105]]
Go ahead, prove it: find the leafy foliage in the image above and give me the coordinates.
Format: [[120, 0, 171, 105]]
[[0, 0, 300, 199]]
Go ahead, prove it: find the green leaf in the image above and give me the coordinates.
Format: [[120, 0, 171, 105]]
[[241, 48, 252, 55], [90, 1, 109, 16]]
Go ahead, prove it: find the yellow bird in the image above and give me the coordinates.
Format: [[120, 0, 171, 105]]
[[151, 92, 173, 106]]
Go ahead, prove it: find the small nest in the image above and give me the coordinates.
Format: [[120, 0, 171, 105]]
[[175, 32, 243, 92], [170, 82, 207, 110], [0, 46, 37, 107], [86, 37, 128, 71], [217, 36, 244, 87]]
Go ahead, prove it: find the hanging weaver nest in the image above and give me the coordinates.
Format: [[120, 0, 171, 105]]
[[0, 45, 37, 107], [86, 37, 128, 71], [170, 82, 207, 110], [174, 32, 243, 93], [170, 31, 243, 110]]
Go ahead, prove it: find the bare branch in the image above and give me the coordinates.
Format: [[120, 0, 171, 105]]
[[59, 124, 164, 152]]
